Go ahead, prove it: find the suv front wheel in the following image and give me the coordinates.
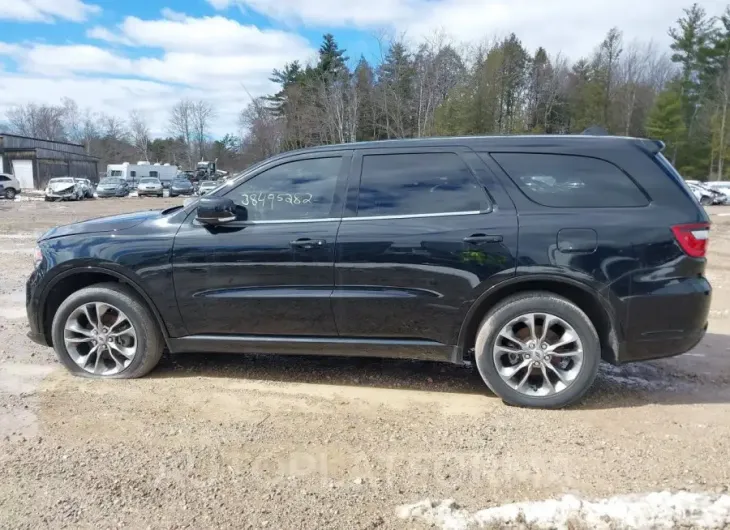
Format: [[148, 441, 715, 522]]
[[5, 188, 16, 200], [51, 283, 164, 378], [474, 292, 600, 409]]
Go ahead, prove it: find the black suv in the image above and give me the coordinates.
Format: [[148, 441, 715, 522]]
[[26, 136, 711, 408]]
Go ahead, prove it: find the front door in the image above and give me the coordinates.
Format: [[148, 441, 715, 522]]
[[333, 148, 518, 357], [173, 153, 350, 337]]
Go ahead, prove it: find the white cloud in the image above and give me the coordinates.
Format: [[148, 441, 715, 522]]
[[86, 26, 134, 46], [160, 8, 188, 22], [0, 0, 101, 23], [1, 13, 316, 136], [209, 0, 729, 59], [19, 44, 133, 75], [115, 15, 309, 55]]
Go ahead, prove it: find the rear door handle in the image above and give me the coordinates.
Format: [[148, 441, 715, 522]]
[[290, 238, 326, 250], [463, 234, 503, 244]]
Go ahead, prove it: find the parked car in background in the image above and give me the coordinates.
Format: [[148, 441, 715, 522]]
[[169, 178, 195, 197], [687, 183, 714, 205], [0, 173, 21, 200], [137, 177, 164, 198], [705, 181, 730, 201], [198, 180, 218, 196], [26, 135, 711, 409], [96, 178, 130, 198], [45, 178, 84, 201], [686, 180, 728, 205], [75, 178, 94, 199]]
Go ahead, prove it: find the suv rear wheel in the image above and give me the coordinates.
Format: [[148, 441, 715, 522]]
[[51, 283, 164, 379], [474, 292, 600, 408]]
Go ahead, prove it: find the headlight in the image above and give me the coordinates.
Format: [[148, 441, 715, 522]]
[[33, 246, 43, 268]]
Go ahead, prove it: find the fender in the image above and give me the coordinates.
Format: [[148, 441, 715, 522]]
[[39, 263, 172, 344], [455, 272, 621, 363]]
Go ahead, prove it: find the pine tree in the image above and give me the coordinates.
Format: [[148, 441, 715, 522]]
[[266, 61, 303, 117], [378, 42, 416, 137], [646, 85, 687, 164], [354, 57, 378, 141], [317, 34, 349, 80]]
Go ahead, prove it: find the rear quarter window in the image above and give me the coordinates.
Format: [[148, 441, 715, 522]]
[[491, 153, 649, 208]]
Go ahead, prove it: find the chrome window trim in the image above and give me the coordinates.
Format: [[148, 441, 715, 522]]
[[205, 209, 486, 226], [220, 217, 342, 226], [342, 210, 486, 221]]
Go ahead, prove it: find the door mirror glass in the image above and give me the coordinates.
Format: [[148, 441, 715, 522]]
[[196, 196, 238, 225]]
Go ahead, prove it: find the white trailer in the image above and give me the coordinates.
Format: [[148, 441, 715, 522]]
[[106, 162, 178, 186]]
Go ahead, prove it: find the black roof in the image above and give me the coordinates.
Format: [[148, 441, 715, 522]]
[[0, 132, 85, 149], [269, 134, 660, 160]]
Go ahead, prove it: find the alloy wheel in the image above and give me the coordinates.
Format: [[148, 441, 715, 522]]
[[63, 302, 138, 376], [492, 312, 584, 397]]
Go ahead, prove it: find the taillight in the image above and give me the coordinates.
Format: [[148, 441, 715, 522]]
[[671, 223, 710, 258]]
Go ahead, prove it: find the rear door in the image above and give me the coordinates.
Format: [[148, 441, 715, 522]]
[[332, 147, 518, 359]]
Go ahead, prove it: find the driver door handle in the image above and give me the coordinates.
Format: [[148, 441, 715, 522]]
[[463, 234, 503, 244], [290, 238, 326, 250]]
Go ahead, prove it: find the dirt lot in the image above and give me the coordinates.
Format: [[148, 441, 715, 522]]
[[1, 197, 729, 529]]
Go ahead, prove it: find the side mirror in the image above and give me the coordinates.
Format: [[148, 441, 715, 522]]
[[196, 196, 237, 225]]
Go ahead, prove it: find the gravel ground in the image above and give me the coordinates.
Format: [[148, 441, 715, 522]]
[[0, 197, 729, 529]]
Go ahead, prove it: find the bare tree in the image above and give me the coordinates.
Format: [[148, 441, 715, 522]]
[[316, 73, 358, 144], [238, 98, 283, 163], [6, 103, 66, 140], [191, 100, 216, 162], [168, 99, 195, 168], [128, 109, 151, 162]]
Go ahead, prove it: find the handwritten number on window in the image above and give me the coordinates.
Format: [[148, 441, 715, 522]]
[[240, 193, 313, 210]]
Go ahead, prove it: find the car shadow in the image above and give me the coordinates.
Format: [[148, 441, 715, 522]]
[[147, 333, 730, 409]]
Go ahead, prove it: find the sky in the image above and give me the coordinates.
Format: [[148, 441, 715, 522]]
[[0, 0, 727, 138]]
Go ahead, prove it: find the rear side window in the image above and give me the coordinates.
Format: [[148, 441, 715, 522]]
[[357, 153, 488, 217], [492, 153, 648, 208], [0, 176, 8, 182]]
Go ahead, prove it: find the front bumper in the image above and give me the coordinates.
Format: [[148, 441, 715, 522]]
[[45, 191, 75, 199], [97, 189, 125, 197], [138, 189, 163, 196], [26, 269, 50, 347]]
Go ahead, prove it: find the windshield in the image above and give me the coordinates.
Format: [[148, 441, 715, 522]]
[[201, 181, 217, 188], [49, 178, 74, 184], [100, 178, 121, 185], [140, 178, 160, 184], [173, 179, 191, 186]]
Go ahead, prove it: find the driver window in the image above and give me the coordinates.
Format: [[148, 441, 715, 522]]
[[226, 157, 342, 221]]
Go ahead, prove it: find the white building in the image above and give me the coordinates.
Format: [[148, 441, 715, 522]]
[[106, 162, 178, 186]]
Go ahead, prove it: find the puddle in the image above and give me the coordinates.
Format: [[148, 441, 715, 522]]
[[0, 363, 54, 394], [0, 233, 40, 239], [0, 291, 26, 319], [0, 247, 34, 255], [0, 364, 55, 440]]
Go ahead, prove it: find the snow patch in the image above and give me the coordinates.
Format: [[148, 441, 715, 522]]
[[597, 363, 691, 392], [397, 491, 730, 529]]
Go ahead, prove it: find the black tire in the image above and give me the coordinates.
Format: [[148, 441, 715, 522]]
[[474, 292, 600, 409], [51, 283, 164, 379], [5, 188, 16, 200], [700, 196, 712, 206], [44, 196, 51, 202]]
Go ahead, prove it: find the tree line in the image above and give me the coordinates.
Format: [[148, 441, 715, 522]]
[[3, 2, 730, 180], [2, 97, 231, 174], [241, 3, 730, 180]]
